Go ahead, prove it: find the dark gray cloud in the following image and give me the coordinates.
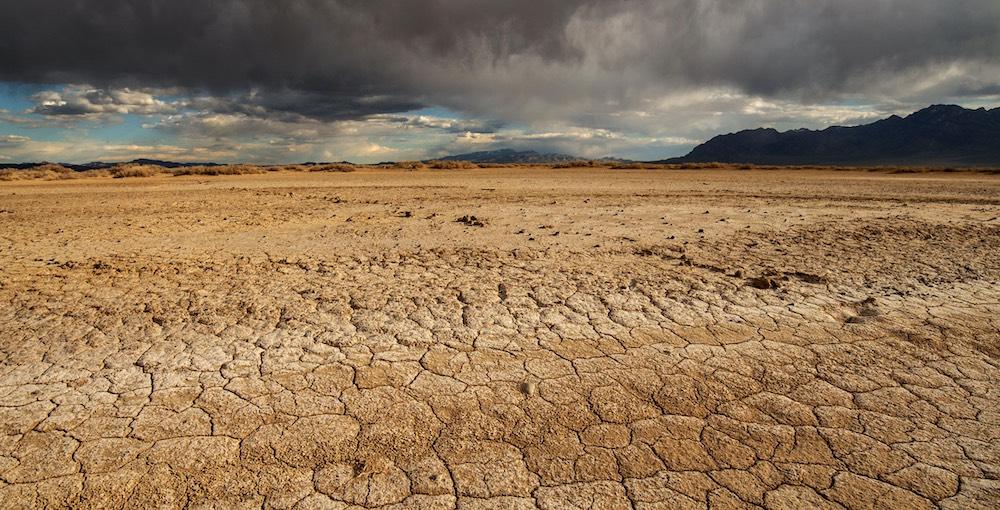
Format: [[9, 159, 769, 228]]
[[369, 114, 502, 134], [0, 0, 587, 119], [181, 92, 423, 122], [1, 0, 997, 123]]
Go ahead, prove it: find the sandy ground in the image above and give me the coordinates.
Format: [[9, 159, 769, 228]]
[[0, 167, 998, 509]]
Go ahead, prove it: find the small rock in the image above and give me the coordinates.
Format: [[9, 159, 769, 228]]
[[456, 215, 485, 227], [521, 381, 537, 396], [748, 277, 779, 290], [858, 306, 880, 317]]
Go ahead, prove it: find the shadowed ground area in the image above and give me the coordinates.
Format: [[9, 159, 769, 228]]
[[0, 167, 998, 509]]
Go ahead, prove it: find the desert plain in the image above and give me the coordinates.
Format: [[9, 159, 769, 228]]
[[0, 166, 998, 509]]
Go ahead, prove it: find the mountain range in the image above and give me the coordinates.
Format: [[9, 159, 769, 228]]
[[437, 106, 1000, 166], [435, 149, 582, 164], [661, 105, 1000, 166]]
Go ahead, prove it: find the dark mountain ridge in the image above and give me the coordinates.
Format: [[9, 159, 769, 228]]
[[662, 105, 1000, 166], [0, 159, 222, 171], [435, 148, 580, 164]]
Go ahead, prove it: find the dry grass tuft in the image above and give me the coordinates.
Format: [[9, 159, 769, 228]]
[[170, 165, 268, 176], [426, 160, 479, 169], [551, 160, 602, 168], [0, 164, 104, 181], [305, 163, 356, 172], [394, 161, 428, 170], [608, 162, 667, 170], [111, 164, 167, 179], [475, 163, 518, 168]]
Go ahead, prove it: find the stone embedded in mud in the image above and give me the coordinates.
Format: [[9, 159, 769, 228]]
[[521, 381, 538, 396], [858, 299, 881, 317], [747, 276, 780, 289]]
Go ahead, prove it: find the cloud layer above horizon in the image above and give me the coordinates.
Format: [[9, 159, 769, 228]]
[[1, 0, 998, 163]]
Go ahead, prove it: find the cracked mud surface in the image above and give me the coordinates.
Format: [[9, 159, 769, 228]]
[[1, 167, 998, 509]]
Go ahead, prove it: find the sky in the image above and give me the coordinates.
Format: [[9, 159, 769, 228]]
[[0, 0, 998, 164]]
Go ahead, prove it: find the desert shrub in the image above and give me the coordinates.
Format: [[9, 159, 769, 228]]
[[608, 162, 672, 170], [171, 165, 268, 176], [111, 164, 166, 178], [267, 164, 304, 172], [44, 164, 81, 178], [80, 169, 112, 178], [0, 169, 29, 181], [608, 162, 642, 169], [0, 164, 81, 181], [551, 160, 600, 168], [395, 161, 428, 170], [427, 160, 478, 169], [308, 163, 356, 172], [672, 162, 729, 170]]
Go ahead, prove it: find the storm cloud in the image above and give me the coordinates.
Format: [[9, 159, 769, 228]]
[[2, 0, 998, 122], [0, 1, 998, 162]]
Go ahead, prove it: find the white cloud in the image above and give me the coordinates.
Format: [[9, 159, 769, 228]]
[[0, 134, 30, 147], [28, 85, 180, 118]]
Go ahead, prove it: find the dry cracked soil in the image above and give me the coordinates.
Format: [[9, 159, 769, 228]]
[[0, 167, 998, 509]]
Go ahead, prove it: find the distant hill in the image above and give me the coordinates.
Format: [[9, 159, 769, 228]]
[[0, 159, 221, 171], [435, 149, 581, 164], [661, 105, 1000, 166]]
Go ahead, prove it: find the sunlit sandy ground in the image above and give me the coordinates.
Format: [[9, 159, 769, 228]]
[[1, 167, 998, 509]]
